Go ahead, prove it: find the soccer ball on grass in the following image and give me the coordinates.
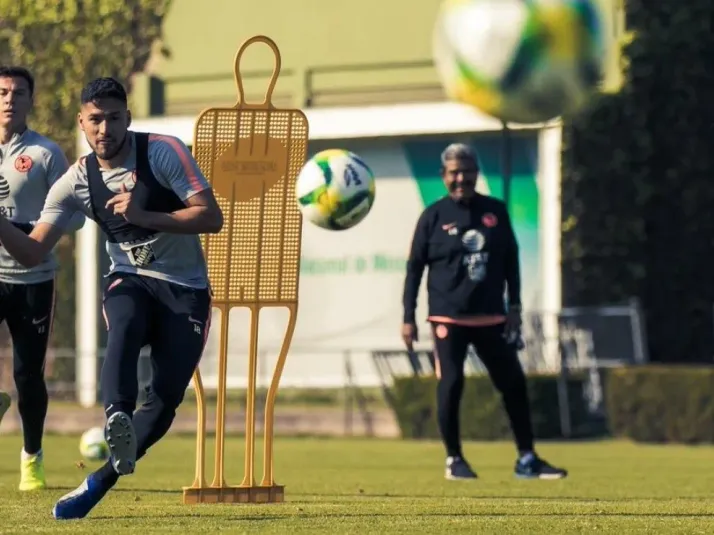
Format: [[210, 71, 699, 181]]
[[79, 426, 110, 462]]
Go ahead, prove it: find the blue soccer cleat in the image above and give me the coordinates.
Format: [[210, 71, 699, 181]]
[[52, 473, 110, 520], [52, 411, 138, 520], [445, 455, 478, 480], [515, 453, 568, 480]]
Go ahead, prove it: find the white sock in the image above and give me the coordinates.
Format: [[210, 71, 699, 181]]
[[21, 448, 42, 460]]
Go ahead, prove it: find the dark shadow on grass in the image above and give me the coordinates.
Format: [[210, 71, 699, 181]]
[[112, 488, 181, 495], [290, 492, 714, 502], [89, 514, 282, 521], [289, 512, 714, 519], [89, 512, 714, 521], [47, 486, 184, 495], [270, 512, 714, 518], [51, 488, 714, 502]]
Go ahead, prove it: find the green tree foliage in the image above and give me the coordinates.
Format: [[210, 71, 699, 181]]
[[562, 0, 714, 362], [0, 0, 172, 356]]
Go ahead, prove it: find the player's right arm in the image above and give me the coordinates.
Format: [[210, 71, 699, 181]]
[[403, 210, 431, 323], [0, 169, 80, 268], [401, 210, 431, 349]]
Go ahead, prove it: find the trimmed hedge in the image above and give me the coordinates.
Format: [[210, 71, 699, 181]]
[[387, 366, 714, 444], [606, 366, 714, 444], [389, 374, 601, 441]]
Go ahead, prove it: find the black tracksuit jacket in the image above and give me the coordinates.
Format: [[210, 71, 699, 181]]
[[402, 194, 521, 323]]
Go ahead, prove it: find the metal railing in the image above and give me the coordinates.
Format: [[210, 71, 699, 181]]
[[0, 303, 647, 438], [157, 59, 443, 112], [302, 59, 441, 106], [0, 302, 646, 396]]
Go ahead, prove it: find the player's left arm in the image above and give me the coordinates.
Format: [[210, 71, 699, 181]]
[[106, 135, 223, 234], [44, 145, 86, 233]]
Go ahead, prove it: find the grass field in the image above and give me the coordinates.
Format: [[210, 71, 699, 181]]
[[0, 434, 713, 533]]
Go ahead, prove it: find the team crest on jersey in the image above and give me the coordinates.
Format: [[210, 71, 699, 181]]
[[482, 213, 498, 228], [14, 155, 32, 173]]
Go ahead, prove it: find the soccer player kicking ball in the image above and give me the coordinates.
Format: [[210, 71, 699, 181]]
[[0, 77, 223, 519], [0, 66, 86, 491]]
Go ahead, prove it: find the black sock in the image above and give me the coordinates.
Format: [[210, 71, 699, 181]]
[[94, 461, 120, 488]]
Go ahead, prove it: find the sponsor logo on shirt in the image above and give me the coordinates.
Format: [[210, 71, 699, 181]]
[[0, 175, 9, 201]]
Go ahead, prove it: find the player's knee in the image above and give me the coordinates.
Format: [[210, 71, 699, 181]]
[[438, 368, 464, 396], [13, 365, 45, 391], [154, 401, 177, 427], [492, 362, 526, 396]]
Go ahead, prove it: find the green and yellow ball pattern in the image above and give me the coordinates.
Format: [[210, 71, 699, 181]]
[[433, 0, 607, 124], [296, 149, 376, 231]]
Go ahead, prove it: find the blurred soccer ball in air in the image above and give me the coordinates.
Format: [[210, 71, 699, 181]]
[[296, 149, 376, 231], [433, 0, 608, 124]]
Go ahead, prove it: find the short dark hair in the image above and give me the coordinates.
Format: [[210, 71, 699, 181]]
[[80, 77, 127, 105], [0, 66, 35, 96]]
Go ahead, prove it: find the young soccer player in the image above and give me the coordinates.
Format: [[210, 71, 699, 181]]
[[0, 65, 85, 491], [0, 77, 223, 519]]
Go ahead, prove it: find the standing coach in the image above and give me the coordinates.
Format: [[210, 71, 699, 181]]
[[401, 143, 567, 481]]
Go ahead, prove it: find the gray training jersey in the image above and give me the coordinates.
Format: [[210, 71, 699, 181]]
[[0, 129, 85, 284], [38, 131, 211, 289]]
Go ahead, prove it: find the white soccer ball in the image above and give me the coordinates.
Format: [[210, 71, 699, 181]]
[[296, 149, 376, 231], [79, 426, 110, 462], [433, 0, 608, 124]]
